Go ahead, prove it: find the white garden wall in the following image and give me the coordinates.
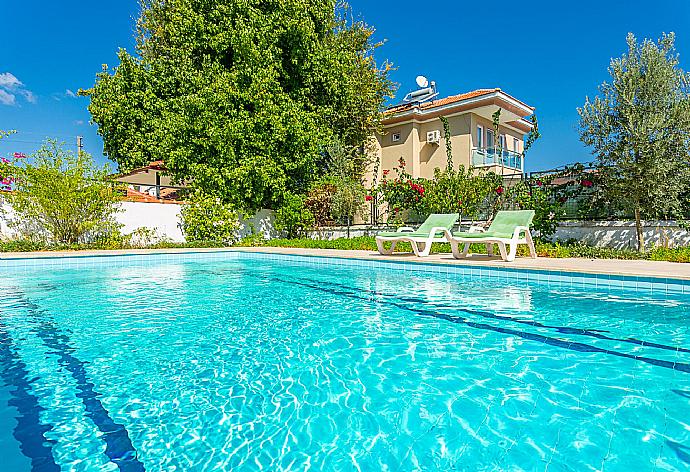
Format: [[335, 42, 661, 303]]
[[0, 202, 16, 238], [307, 220, 690, 249], [0, 200, 278, 243], [117, 201, 185, 242]]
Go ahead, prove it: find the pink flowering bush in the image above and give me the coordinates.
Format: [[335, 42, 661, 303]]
[[0, 150, 25, 191]]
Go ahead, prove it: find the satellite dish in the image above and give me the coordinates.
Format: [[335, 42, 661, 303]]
[[416, 75, 429, 88], [396, 76, 439, 106]]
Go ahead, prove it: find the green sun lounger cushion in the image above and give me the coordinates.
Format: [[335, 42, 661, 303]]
[[452, 210, 535, 239], [377, 213, 460, 238]]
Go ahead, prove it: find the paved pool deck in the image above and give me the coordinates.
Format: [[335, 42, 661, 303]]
[[1, 246, 689, 281]]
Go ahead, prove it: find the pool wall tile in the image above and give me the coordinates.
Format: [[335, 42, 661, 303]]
[[2, 250, 689, 299]]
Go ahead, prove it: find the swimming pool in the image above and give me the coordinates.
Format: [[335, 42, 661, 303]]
[[0, 251, 688, 471]]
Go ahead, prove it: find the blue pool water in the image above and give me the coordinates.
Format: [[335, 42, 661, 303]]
[[0, 252, 689, 471]]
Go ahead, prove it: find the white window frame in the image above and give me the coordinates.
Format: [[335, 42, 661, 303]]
[[476, 125, 484, 149], [486, 129, 494, 150], [391, 132, 401, 143], [514, 137, 521, 153], [499, 134, 506, 150]]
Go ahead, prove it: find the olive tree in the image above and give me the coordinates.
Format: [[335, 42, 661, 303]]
[[578, 33, 690, 250], [326, 142, 368, 237]]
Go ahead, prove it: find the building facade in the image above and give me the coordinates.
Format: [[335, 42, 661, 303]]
[[370, 88, 535, 182]]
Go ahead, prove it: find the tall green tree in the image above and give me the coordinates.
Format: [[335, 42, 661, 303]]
[[578, 33, 690, 250], [84, 0, 393, 212]]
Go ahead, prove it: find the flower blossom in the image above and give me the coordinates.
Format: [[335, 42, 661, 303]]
[[496, 186, 504, 195], [581, 180, 593, 188], [408, 182, 424, 195]]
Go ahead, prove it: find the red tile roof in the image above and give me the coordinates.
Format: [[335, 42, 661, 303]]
[[425, 89, 500, 108], [123, 188, 183, 204], [115, 161, 167, 180]]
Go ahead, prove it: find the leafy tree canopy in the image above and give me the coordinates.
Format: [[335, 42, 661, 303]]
[[578, 33, 690, 250], [84, 0, 394, 212]]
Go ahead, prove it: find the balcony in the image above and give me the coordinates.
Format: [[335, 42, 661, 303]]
[[472, 148, 524, 172]]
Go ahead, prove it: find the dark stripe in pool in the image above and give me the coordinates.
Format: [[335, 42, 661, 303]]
[[309, 274, 690, 356], [271, 275, 690, 374], [0, 321, 60, 472], [3, 290, 146, 472]]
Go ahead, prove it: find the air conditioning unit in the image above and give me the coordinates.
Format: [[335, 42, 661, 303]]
[[427, 130, 441, 145]]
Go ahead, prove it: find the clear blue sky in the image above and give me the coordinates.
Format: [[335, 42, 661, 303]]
[[1, 0, 688, 172]]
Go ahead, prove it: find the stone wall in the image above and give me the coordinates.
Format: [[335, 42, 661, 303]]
[[551, 220, 690, 250]]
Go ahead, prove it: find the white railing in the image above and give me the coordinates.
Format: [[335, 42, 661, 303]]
[[472, 148, 524, 171]]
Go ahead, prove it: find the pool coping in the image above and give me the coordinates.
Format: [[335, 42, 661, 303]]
[[1, 246, 689, 281]]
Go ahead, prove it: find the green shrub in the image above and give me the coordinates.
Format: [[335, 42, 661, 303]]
[[179, 191, 241, 243], [274, 194, 314, 239], [330, 178, 368, 230], [421, 166, 502, 219], [649, 246, 690, 263], [0, 238, 227, 253], [500, 177, 564, 240], [1, 140, 122, 244]]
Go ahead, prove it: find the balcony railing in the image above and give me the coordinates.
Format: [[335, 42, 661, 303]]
[[472, 148, 524, 172]]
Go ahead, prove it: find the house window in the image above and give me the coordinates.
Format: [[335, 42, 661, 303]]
[[514, 137, 521, 153], [499, 134, 506, 151], [392, 132, 401, 143], [476, 125, 484, 149], [486, 129, 494, 150]]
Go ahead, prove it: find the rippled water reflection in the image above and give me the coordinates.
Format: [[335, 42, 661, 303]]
[[0, 254, 689, 471]]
